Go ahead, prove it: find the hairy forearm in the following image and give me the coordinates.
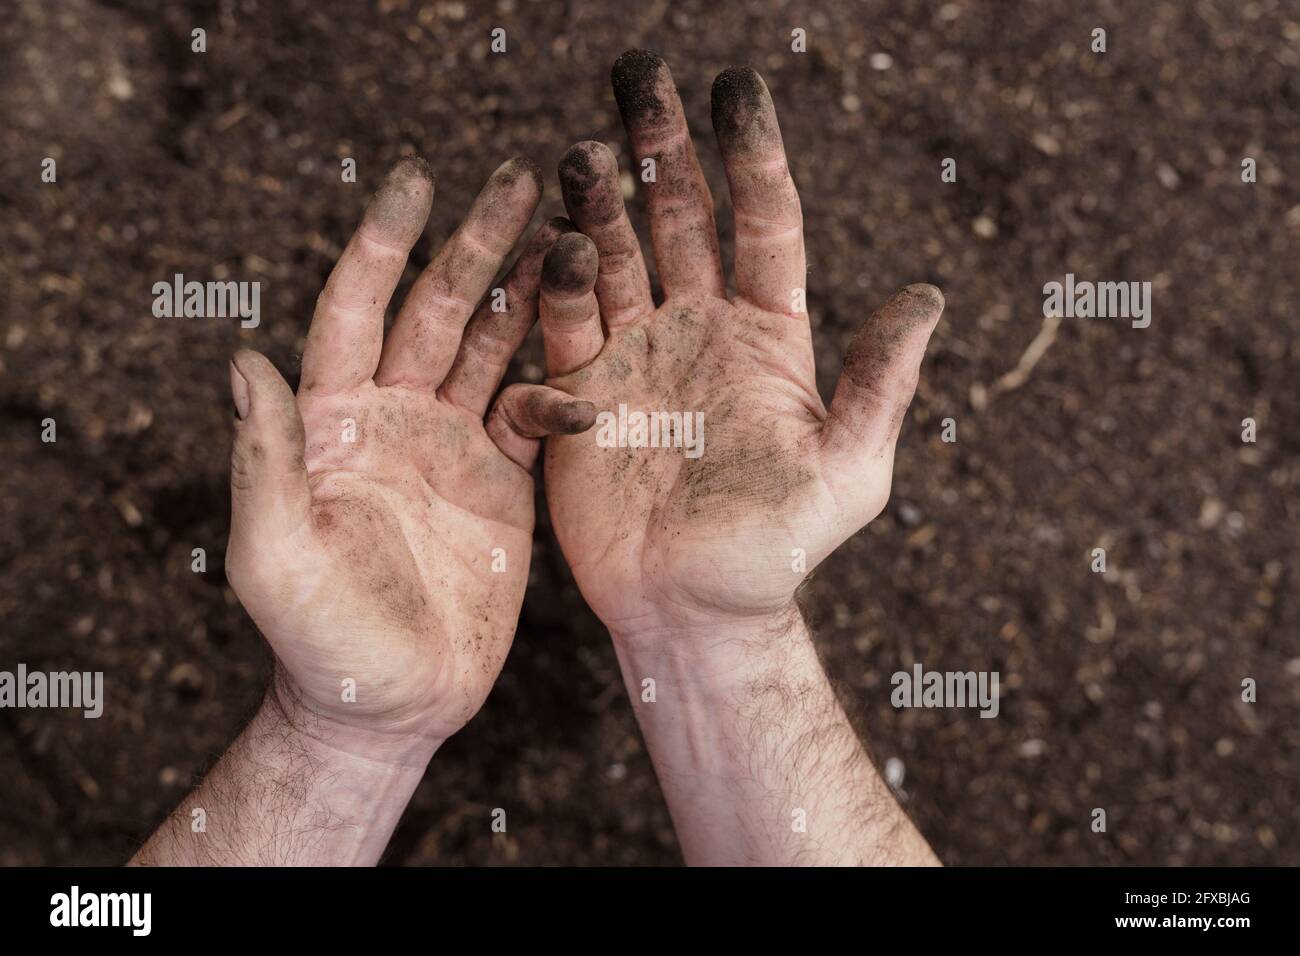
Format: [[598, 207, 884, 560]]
[[612, 604, 938, 866], [131, 677, 436, 866]]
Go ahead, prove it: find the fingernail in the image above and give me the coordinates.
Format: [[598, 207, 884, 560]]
[[230, 360, 251, 419]]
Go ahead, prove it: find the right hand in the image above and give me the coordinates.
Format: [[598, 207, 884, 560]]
[[540, 51, 945, 645]]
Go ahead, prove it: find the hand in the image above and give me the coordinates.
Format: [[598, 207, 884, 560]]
[[543, 51, 945, 644], [226, 157, 593, 759]]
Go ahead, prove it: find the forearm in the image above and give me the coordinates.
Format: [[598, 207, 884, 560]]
[[131, 677, 437, 866], [612, 604, 937, 866]]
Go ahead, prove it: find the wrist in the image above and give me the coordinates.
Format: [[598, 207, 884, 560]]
[[266, 670, 443, 772], [609, 600, 808, 671], [152, 687, 438, 866], [609, 601, 815, 706]]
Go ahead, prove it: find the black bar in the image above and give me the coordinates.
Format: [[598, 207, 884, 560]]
[[0, 867, 1281, 943]]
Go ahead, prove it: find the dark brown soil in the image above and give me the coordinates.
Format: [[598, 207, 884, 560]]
[[2, 0, 1297, 865]]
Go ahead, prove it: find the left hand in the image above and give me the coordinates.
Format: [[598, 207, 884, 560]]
[[226, 157, 593, 756]]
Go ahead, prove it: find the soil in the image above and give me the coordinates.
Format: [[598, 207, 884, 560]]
[[1, 0, 1297, 865]]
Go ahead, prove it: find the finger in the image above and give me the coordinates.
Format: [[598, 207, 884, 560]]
[[485, 383, 597, 471], [611, 49, 725, 299], [712, 67, 806, 316], [376, 157, 543, 390], [821, 284, 945, 464], [559, 141, 654, 327], [229, 350, 312, 546], [539, 233, 604, 377], [439, 217, 576, 416], [301, 157, 434, 394]]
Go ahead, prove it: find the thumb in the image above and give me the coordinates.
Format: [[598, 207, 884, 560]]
[[229, 349, 312, 549], [822, 283, 944, 466], [485, 383, 597, 470]]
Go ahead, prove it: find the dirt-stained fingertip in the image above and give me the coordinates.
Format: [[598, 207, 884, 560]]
[[611, 49, 670, 123], [559, 141, 613, 196], [450, 156, 545, 244], [842, 283, 946, 391], [559, 141, 623, 223], [506, 387, 598, 437], [364, 156, 435, 245], [711, 66, 777, 153], [551, 398, 598, 434], [900, 283, 947, 318], [495, 155, 544, 194], [541, 232, 599, 294], [390, 154, 436, 187]]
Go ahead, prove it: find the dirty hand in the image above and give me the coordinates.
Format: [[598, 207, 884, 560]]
[[543, 51, 945, 647], [226, 158, 593, 759]]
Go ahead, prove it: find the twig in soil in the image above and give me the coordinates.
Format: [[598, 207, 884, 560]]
[[970, 313, 1062, 410]]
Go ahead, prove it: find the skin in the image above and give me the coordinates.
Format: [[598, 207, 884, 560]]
[[134, 157, 593, 865], [544, 51, 945, 864]]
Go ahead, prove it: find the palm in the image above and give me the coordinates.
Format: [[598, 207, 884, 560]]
[[549, 295, 887, 628], [248, 385, 532, 737]]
